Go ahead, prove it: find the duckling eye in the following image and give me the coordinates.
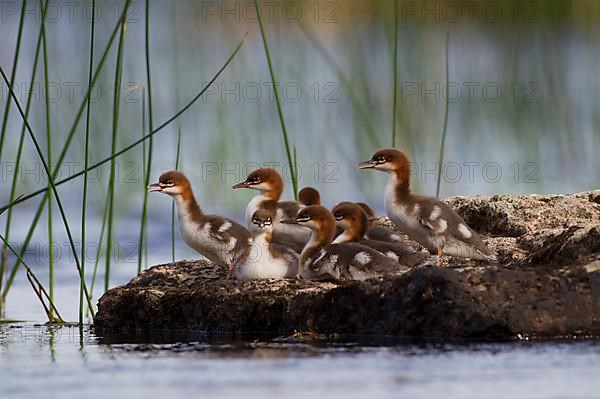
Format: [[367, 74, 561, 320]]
[[334, 212, 342, 218], [161, 179, 174, 186], [250, 177, 261, 184], [375, 156, 386, 163]]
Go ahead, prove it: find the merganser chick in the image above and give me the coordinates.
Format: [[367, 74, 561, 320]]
[[355, 202, 377, 229], [232, 168, 310, 252], [149, 171, 250, 270], [281, 205, 405, 281], [355, 202, 410, 244], [358, 148, 496, 260], [298, 187, 321, 207], [232, 209, 299, 280], [331, 202, 430, 267], [298, 186, 351, 239]]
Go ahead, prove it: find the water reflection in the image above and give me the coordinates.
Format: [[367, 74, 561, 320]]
[[2, 323, 600, 399]]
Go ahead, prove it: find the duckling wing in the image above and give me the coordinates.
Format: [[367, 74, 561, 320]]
[[271, 243, 300, 277], [313, 243, 406, 281], [414, 197, 494, 259], [360, 240, 429, 267], [365, 226, 406, 243], [204, 215, 252, 260]]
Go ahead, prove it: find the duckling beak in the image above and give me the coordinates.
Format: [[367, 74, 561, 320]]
[[280, 218, 297, 224], [357, 160, 376, 169], [147, 183, 162, 192], [232, 181, 249, 189]]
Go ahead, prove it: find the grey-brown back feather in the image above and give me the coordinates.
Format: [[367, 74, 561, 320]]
[[357, 240, 429, 267], [304, 243, 407, 281], [413, 195, 494, 257], [204, 215, 251, 258]]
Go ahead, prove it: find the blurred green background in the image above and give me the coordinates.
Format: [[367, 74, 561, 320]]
[[0, 0, 597, 208], [0, 0, 598, 318]]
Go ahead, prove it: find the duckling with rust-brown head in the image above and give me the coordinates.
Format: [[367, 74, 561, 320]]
[[332, 202, 430, 267], [282, 205, 407, 281], [359, 148, 495, 261]]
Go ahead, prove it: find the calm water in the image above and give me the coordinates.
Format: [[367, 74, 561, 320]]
[[3, 268, 600, 399], [1, 324, 599, 399]]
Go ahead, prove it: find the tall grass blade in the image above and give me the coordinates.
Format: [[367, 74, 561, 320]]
[[293, 144, 298, 189], [27, 270, 61, 324], [1, 0, 49, 304], [0, 0, 133, 299], [88, 194, 109, 317], [141, 89, 148, 269], [2, 198, 43, 301], [80, 0, 96, 326], [0, 0, 27, 304], [175, 130, 182, 166], [138, 0, 154, 274], [254, 0, 298, 199], [436, 29, 450, 198], [0, 66, 95, 318], [0, 233, 63, 323], [40, 0, 54, 317], [142, 88, 147, 187], [105, 14, 128, 291], [171, 128, 182, 263], [142, 89, 147, 186], [0, 0, 27, 163], [392, 0, 399, 147], [0, 34, 248, 216]]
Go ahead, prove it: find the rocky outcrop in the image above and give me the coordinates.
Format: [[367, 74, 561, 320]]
[[94, 191, 600, 339]]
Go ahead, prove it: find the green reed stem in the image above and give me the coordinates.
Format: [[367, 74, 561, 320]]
[[80, 0, 96, 326], [1, 0, 48, 302], [293, 144, 298, 189], [392, 0, 399, 147], [0, 66, 95, 318], [0, 233, 63, 323], [0, 34, 247, 218], [0, 1, 27, 303], [436, 29, 450, 198], [0, 0, 132, 300], [138, 0, 154, 274], [0, 0, 26, 164], [141, 89, 148, 269], [172, 128, 182, 263], [142, 89, 147, 185], [40, 0, 54, 317], [254, 0, 298, 199], [89, 194, 109, 317], [105, 10, 129, 292]]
